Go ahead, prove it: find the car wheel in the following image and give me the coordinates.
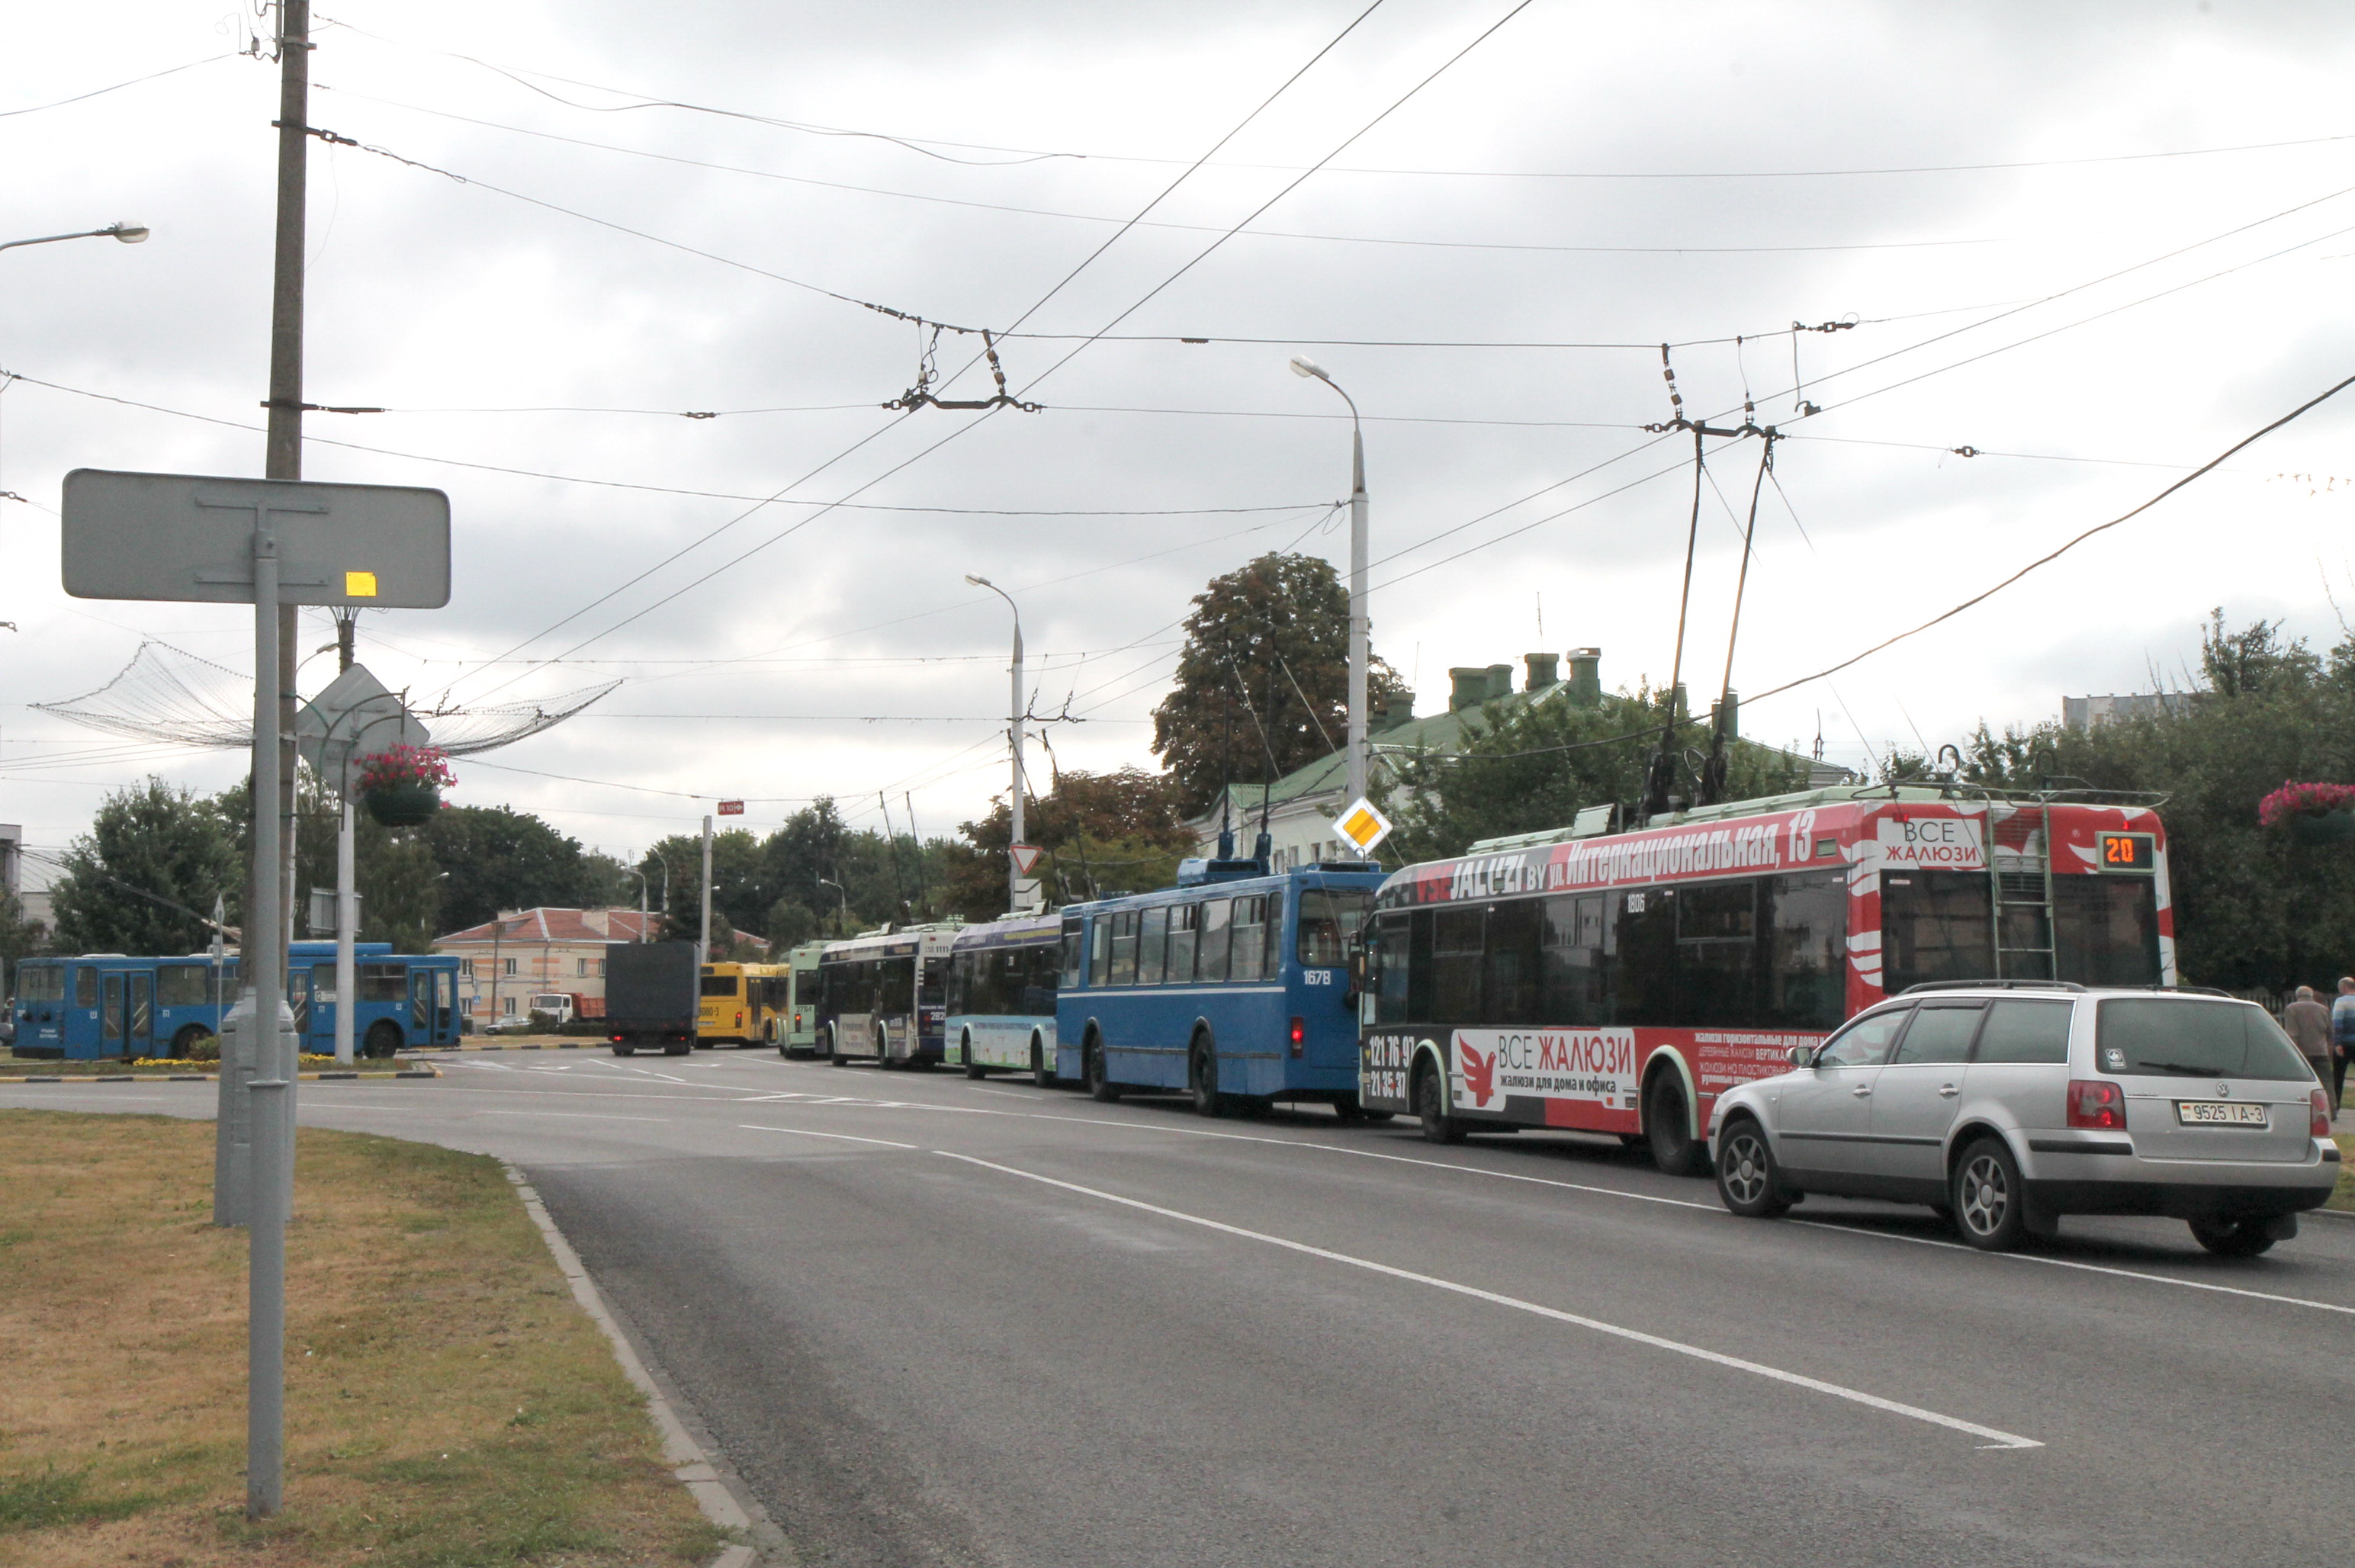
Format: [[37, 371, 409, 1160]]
[[1951, 1138, 2029, 1252], [1085, 1036, 1120, 1103], [1644, 1072, 1708, 1176], [1714, 1119, 1791, 1218], [963, 1031, 988, 1079], [1190, 1038, 1222, 1118], [2188, 1218, 2279, 1257], [1415, 1059, 1465, 1145], [1031, 1036, 1055, 1088], [363, 1021, 403, 1060]]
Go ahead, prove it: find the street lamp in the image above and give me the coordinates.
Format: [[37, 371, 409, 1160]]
[[965, 574, 1029, 912], [816, 877, 850, 935], [1289, 356, 1370, 807], [0, 220, 150, 255]]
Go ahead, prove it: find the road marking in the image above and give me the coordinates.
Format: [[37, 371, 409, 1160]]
[[475, 1110, 670, 1123], [939, 1149, 2043, 1451], [1788, 1218, 2355, 1317], [739, 1123, 917, 1149]]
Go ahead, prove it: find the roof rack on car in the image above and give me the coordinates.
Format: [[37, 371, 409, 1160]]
[[2140, 983, 2235, 998], [1897, 979, 2087, 994]]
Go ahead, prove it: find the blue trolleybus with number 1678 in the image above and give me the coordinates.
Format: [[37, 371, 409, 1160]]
[[1055, 859, 1387, 1116]]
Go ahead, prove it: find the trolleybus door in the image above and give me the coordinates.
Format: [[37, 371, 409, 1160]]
[[126, 972, 154, 1058], [410, 969, 435, 1044], [435, 969, 457, 1041], [101, 972, 125, 1056]]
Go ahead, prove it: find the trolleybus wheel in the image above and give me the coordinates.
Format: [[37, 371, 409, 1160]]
[[1031, 1035, 1055, 1088], [1643, 1071, 1707, 1176], [1084, 1036, 1120, 1103], [169, 1023, 208, 1059], [963, 1030, 988, 1079], [873, 1024, 894, 1070], [1189, 1037, 1222, 1118], [363, 1021, 403, 1060], [1414, 1062, 1465, 1145]]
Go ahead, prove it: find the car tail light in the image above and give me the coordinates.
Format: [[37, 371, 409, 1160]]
[[1289, 1017, 1306, 1056], [2067, 1078, 2127, 1130], [609, 1033, 622, 1044], [2313, 1089, 2333, 1139]]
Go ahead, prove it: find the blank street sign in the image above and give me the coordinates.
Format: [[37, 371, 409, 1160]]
[[60, 468, 450, 607]]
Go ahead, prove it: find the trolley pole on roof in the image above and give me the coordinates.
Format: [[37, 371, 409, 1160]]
[[965, 575, 1026, 911]]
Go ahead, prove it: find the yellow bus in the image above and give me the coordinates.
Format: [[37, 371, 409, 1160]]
[[697, 962, 787, 1047]]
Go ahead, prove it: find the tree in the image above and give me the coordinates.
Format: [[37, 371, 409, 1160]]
[[941, 767, 1192, 920], [281, 777, 444, 953], [1382, 688, 1807, 866], [1151, 553, 1409, 815], [1, 892, 51, 972], [426, 806, 599, 933], [1955, 610, 2355, 991], [764, 898, 819, 952], [49, 778, 243, 955], [640, 827, 768, 940]]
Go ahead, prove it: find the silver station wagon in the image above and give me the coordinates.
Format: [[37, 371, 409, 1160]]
[[1708, 983, 2341, 1255]]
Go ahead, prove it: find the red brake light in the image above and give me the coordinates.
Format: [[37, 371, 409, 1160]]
[[1289, 1016, 1306, 1056], [609, 1033, 622, 1043], [2312, 1089, 2333, 1139], [2067, 1078, 2127, 1130]]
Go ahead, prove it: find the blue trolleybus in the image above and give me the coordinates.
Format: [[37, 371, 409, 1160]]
[[9, 943, 461, 1060], [1055, 860, 1385, 1115], [945, 912, 1062, 1084]]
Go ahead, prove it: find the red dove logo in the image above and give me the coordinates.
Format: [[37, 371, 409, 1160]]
[[1458, 1041, 1496, 1107]]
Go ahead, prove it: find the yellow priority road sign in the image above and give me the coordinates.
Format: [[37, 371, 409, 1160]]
[[1331, 797, 1393, 855]]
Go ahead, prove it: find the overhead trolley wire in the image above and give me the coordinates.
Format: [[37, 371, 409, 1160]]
[[0, 51, 236, 118]]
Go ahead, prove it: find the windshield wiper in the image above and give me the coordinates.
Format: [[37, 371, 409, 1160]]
[[2132, 1059, 2235, 1077]]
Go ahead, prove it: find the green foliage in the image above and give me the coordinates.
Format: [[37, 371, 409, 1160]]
[[49, 777, 243, 956], [284, 776, 445, 952], [1958, 610, 2355, 991], [636, 798, 956, 946], [0, 892, 49, 974], [426, 806, 608, 934], [764, 898, 819, 950], [1151, 552, 1409, 814], [1382, 689, 1808, 866], [940, 767, 1191, 921]]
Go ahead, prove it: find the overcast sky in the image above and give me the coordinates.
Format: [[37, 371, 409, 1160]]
[[5, 0, 2354, 880]]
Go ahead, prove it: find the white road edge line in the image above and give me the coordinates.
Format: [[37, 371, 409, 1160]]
[[738, 1123, 918, 1149], [937, 1149, 2044, 1451], [1786, 1218, 2355, 1317], [501, 1165, 758, 1568], [475, 1110, 671, 1122]]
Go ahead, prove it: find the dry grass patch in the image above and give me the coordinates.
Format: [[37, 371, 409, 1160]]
[[0, 1108, 727, 1566]]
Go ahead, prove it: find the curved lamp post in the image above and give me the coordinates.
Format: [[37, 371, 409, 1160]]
[[0, 220, 149, 255], [965, 574, 1029, 911], [1289, 357, 1369, 807]]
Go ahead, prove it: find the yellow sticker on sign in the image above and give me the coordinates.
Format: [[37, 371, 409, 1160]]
[[344, 570, 379, 598]]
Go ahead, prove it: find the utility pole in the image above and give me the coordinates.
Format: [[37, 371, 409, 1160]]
[[963, 576, 1026, 910], [698, 815, 714, 969]]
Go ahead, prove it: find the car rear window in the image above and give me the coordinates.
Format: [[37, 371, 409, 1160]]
[[1974, 1000, 2072, 1064], [2094, 998, 2315, 1082]]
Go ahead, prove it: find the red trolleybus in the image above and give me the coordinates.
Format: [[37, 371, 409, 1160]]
[[1357, 785, 2172, 1172]]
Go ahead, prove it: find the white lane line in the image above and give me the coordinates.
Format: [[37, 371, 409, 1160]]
[[1787, 1218, 2355, 1318], [475, 1110, 670, 1123], [939, 1149, 2042, 1451], [739, 1123, 918, 1149]]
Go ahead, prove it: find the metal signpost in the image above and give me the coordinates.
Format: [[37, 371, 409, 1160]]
[[60, 467, 448, 1519], [297, 662, 431, 1065]]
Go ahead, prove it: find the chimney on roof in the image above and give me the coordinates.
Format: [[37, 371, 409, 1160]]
[[496, 908, 523, 923], [1485, 664, 1512, 702], [1566, 647, 1602, 708], [1447, 667, 1488, 712], [1524, 651, 1559, 692], [1373, 689, 1414, 731]]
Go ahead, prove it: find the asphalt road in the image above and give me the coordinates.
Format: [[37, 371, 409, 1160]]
[[8, 1051, 2352, 1567]]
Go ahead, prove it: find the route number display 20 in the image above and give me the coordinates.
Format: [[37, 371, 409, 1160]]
[[2096, 832, 2155, 871]]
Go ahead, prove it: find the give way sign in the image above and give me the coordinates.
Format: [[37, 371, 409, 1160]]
[[1008, 843, 1045, 876]]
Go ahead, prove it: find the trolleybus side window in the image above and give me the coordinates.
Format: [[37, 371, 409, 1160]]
[[76, 968, 98, 1007], [1881, 871, 1994, 994], [20, 964, 65, 1002], [1109, 911, 1140, 987], [1265, 892, 1285, 975], [2052, 876, 2161, 986], [1675, 879, 1757, 1025], [1373, 911, 1412, 1023], [918, 957, 945, 1009], [156, 965, 211, 1007], [1296, 888, 1371, 969], [1764, 869, 1847, 1030], [1087, 917, 1110, 987], [1167, 903, 1200, 982], [1231, 896, 1268, 982], [1539, 893, 1610, 1026], [1431, 906, 1483, 1020], [1483, 898, 1542, 1025], [1061, 918, 1085, 989], [1197, 898, 1232, 983], [361, 964, 405, 1003], [1138, 906, 1169, 985]]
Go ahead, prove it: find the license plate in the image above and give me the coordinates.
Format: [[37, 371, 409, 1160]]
[[2175, 1100, 2267, 1126]]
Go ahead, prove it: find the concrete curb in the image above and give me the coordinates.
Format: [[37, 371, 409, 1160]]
[[0, 1065, 440, 1084], [501, 1162, 771, 1568]]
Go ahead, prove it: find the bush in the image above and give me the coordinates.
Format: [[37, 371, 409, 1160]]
[[528, 1009, 560, 1032], [184, 1033, 220, 1062]]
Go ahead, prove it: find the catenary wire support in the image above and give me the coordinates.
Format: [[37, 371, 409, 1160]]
[[885, 327, 1043, 413], [1786, 316, 1855, 419]]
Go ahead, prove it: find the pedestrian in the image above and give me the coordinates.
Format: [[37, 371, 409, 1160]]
[[2328, 977, 2355, 1116], [2283, 985, 2334, 1102]]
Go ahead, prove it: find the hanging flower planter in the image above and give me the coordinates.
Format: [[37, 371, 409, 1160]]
[[2257, 781, 2355, 846], [356, 744, 455, 827]]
